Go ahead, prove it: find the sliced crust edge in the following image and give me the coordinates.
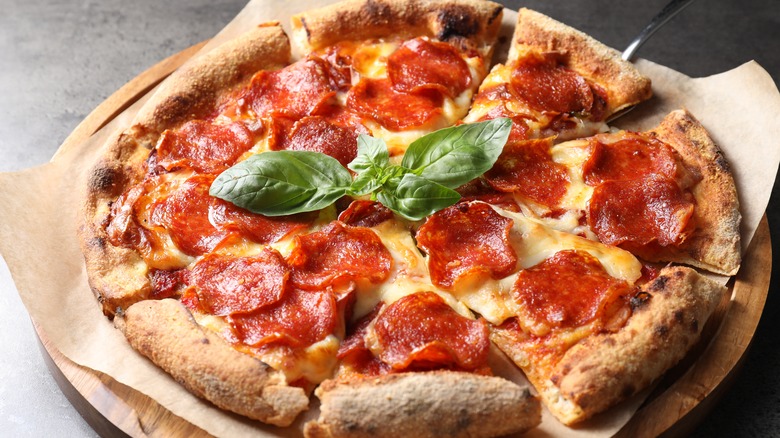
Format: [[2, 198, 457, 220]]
[[511, 8, 653, 117], [492, 265, 725, 425], [116, 298, 310, 427], [304, 371, 541, 438], [647, 109, 742, 276], [291, 0, 504, 56]]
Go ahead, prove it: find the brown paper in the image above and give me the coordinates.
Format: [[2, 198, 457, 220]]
[[1, 0, 779, 436]]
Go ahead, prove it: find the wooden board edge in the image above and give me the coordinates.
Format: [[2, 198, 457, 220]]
[[35, 321, 211, 438], [615, 216, 772, 437]]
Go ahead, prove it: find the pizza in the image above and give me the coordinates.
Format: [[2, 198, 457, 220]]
[[77, 1, 741, 436]]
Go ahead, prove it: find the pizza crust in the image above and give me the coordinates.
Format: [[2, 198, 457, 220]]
[[291, 0, 503, 56], [648, 109, 742, 275], [511, 8, 653, 117], [134, 23, 291, 138], [116, 298, 310, 427], [79, 24, 292, 316], [492, 265, 726, 425], [304, 371, 541, 438]]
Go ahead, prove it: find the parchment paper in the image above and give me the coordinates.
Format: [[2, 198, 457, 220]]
[[1, 0, 779, 437]]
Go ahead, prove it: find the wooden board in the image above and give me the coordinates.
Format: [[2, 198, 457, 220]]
[[34, 43, 772, 438]]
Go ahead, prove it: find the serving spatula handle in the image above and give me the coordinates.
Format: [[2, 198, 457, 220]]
[[622, 0, 698, 61]]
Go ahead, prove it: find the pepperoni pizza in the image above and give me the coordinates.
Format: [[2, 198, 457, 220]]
[[78, 1, 740, 436]]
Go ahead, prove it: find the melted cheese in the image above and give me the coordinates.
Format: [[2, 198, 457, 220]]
[[259, 335, 341, 384], [513, 138, 606, 237], [449, 204, 643, 326], [195, 313, 340, 384], [349, 41, 398, 79], [354, 40, 484, 156], [462, 62, 609, 141]]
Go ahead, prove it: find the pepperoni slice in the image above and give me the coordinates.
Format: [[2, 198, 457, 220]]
[[484, 138, 570, 208], [286, 221, 393, 289], [372, 292, 490, 371], [229, 288, 337, 348], [240, 56, 339, 119], [270, 115, 365, 167], [387, 37, 471, 98], [456, 178, 521, 212], [346, 78, 443, 130], [588, 175, 696, 249], [416, 202, 518, 289], [510, 52, 603, 117], [474, 100, 533, 142], [512, 250, 635, 329], [149, 268, 188, 300], [106, 183, 148, 250], [337, 200, 394, 228], [583, 134, 682, 186], [190, 249, 289, 316], [107, 179, 191, 268], [148, 175, 227, 256], [154, 120, 255, 174], [210, 199, 314, 245], [337, 305, 389, 377]]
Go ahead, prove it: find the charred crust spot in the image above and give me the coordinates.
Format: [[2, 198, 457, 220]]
[[89, 166, 123, 194], [343, 421, 360, 432], [649, 275, 669, 292], [299, 17, 311, 40], [550, 374, 561, 385], [630, 291, 652, 309], [436, 7, 479, 41], [715, 151, 731, 173], [673, 270, 686, 279], [673, 309, 685, 323], [91, 236, 107, 249], [361, 0, 392, 27], [455, 411, 472, 430], [200, 337, 210, 345], [654, 324, 669, 338], [487, 5, 503, 25], [162, 94, 193, 116], [690, 318, 699, 333]]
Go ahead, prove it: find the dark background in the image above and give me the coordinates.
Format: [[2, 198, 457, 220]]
[[0, 0, 777, 436]]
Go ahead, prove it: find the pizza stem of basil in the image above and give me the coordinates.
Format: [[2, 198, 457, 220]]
[[209, 118, 512, 221]]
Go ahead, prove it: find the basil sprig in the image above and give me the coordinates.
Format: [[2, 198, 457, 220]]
[[210, 118, 511, 221]]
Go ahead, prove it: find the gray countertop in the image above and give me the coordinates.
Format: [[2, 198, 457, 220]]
[[1, 0, 778, 436]]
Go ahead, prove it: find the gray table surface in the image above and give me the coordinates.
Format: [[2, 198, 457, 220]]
[[1, 0, 778, 436]]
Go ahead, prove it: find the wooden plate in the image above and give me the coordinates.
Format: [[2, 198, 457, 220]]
[[35, 43, 772, 438]]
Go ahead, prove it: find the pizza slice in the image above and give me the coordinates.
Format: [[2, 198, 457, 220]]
[[81, 23, 295, 316], [414, 201, 727, 425], [479, 109, 741, 276], [299, 204, 542, 436], [463, 7, 652, 142], [290, 0, 504, 156]]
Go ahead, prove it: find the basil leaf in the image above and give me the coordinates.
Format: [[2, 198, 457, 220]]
[[377, 173, 461, 221], [210, 150, 352, 216], [401, 118, 512, 189], [349, 167, 381, 196], [348, 134, 389, 173]]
